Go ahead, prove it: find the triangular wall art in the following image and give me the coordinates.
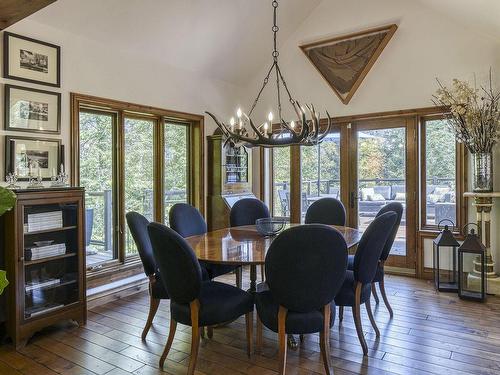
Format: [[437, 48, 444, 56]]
[[300, 24, 397, 105]]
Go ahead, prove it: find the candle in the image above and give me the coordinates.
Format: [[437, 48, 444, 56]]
[[60, 163, 64, 175], [37, 167, 41, 179], [52, 167, 56, 177], [29, 163, 33, 176]]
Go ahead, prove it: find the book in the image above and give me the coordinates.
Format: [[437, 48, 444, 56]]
[[27, 211, 63, 232]]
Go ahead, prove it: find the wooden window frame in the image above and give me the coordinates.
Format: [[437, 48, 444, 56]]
[[264, 106, 467, 278], [419, 114, 467, 233], [70, 93, 204, 278]]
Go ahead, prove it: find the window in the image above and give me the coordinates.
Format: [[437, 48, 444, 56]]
[[124, 117, 155, 256], [300, 132, 341, 219], [164, 122, 189, 224], [421, 117, 460, 229], [79, 111, 117, 266], [72, 94, 203, 271], [271, 147, 291, 218]]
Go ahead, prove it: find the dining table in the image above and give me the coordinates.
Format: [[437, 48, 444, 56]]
[[185, 223, 362, 349], [185, 223, 362, 292]]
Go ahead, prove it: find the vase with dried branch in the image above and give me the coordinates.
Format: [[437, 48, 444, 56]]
[[433, 71, 500, 192]]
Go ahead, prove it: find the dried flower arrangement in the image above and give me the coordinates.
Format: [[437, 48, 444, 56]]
[[433, 70, 500, 154]]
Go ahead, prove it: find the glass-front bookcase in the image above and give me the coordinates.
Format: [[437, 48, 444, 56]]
[[2, 188, 86, 348]]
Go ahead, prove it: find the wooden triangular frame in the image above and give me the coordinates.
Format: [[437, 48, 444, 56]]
[[300, 24, 397, 105]]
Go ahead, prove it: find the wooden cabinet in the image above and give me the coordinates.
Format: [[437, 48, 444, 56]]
[[207, 132, 255, 231], [1, 188, 86, 348]]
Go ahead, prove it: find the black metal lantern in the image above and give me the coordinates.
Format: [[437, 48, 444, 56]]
[[433, 220, 460, 292], [458, 224, 486, 301]]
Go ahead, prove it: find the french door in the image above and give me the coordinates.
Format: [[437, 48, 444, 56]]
[[347, 117, 417, 270]]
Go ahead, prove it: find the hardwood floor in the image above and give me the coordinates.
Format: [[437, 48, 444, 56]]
[[1, 270, 500, 375]]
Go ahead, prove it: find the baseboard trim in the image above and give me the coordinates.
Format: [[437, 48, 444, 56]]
[[87, 273, 149, 309], [385, 266, 416, 277]]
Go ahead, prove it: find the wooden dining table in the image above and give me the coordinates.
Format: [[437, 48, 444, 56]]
[[185, 224, 362, 292]]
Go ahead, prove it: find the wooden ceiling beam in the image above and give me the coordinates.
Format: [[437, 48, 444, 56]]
[[0, 0, 56, 30]]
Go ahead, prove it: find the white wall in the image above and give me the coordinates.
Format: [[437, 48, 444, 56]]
[[0, 18, 243, 193], [241, 0, 500, 274]]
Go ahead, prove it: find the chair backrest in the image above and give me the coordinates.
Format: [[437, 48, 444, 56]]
[[169, 203, 207, 238], [304, 197, 346, 226], [265, 224, 348, 313], [147, 222, 202, 304], [230, 198, 270, 227], [376, 202, 404, 261], [126, 212, 156, 276], [353, 212, 397, 284]]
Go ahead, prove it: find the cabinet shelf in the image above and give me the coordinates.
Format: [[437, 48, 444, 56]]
[[24, 252, 76, 266], [24, 226, 77, 236], [25, 279, 77, 293]]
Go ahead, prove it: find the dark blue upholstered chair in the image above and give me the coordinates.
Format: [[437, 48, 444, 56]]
[[255, 225, 348, 374], [148, 223, 254, 374], [346, 202, 403, 317], [169, 203, 242, 289], [230, 198, 270, 282], [126, 212, 169, 340], [230, 198, 270, 227], [305, 197, 346, 226], [334, 211, 397, 356]]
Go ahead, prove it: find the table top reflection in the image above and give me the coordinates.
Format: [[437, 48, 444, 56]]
[[185, 224, 362, 265]]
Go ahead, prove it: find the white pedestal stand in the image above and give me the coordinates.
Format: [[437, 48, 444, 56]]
[[464, 192, 500, 295]]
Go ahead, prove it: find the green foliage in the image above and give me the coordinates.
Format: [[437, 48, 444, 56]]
[[0, 270, 8, 295], [272, 122, 457, 212], [0, 187, 16, 217], [79, 113, 189, 255]]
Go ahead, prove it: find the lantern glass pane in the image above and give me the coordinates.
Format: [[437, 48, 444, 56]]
[[460, 252, 483, 297], [436, 245, 457, 288]]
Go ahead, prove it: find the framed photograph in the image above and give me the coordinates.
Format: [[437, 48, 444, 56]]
[[5, 136, 61, 181], [4, 85, 61, 134], [3, 32, 61, 87], [300, 24, 397, 105]]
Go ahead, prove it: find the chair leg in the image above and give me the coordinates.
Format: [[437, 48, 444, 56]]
[[319, 304, 333, 374], [245, 311, 253, 358], [299, 334, 304, 343], [371, 283, 380, 304], [187, 300, 201, 375], [353, 282, 368, 356], [365, 297, 380, 337], [339, 306, 344, 323], [278, 306, 288, 375], [142, 297, 160, 340], [379, 278, 394, 318], [260, 264, 265, 282], [207, 326, 213, 339], [256, 315, 263, 354], [159, 315, 177, 368], [236, 267, 243, 289]]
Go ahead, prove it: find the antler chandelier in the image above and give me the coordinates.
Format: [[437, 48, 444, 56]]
[[206, 0, 332, 148]]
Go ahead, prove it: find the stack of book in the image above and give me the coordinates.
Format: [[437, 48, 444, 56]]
[[25, 243, 67, 261], [26, 211, 63, 232], [25, 277, 61, 292]]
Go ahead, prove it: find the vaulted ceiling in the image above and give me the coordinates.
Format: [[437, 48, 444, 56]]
[[19, 0, 500, 87], [25, 0, 321, 84]]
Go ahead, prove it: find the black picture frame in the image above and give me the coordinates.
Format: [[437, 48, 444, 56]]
[[5, 136, 61, 181], [4, 84, 61, 134], [3, 32, 61, 88]]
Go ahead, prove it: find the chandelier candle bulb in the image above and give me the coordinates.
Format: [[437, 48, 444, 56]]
[[236, 108, 242, 118]]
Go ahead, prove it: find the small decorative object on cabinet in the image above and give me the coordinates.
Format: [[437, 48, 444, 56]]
[[433, 220, 460, 292], [207, 130, 256, 230], [1, 187, 86, 348], [458, 224, 486, 301]]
